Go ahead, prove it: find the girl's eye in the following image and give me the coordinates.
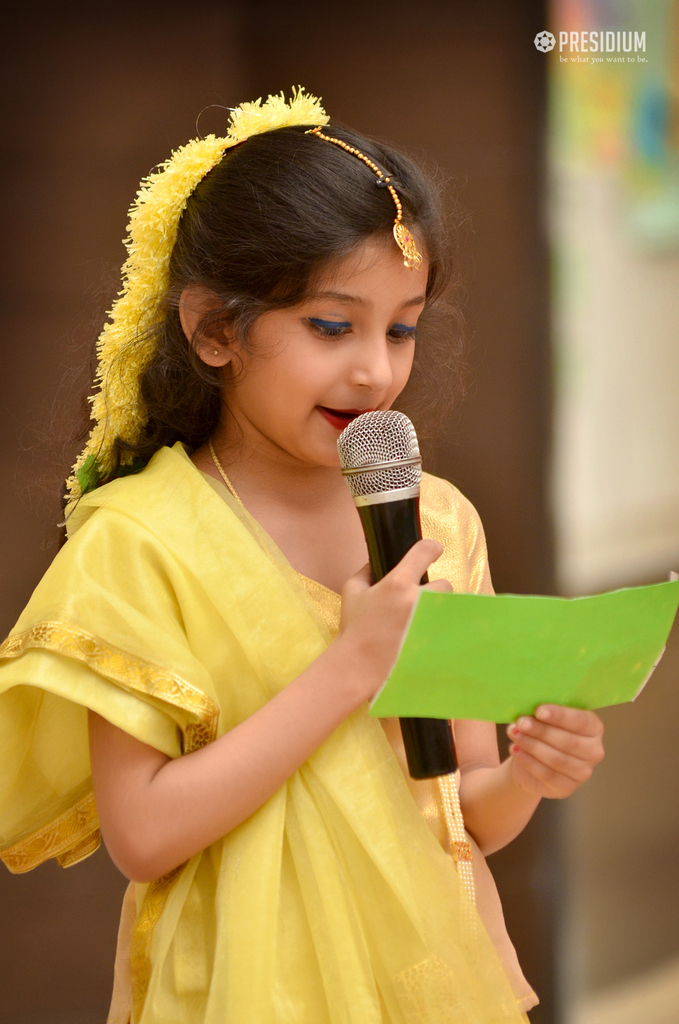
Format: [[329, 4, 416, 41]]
[[307, 317, 352, 338], [388, 324, 417, 343], [306, 318, 417, 342]]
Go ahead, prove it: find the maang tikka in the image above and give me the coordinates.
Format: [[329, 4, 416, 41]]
[[306, 126, 423, 270]]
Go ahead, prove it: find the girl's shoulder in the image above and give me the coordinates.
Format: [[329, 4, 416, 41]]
[[66, 443, 197, 539], [421, 471, 483, 528], [420, 472, 493, 595]]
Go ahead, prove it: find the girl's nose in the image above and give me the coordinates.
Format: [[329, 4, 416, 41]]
[[349, 336, 394, 394]]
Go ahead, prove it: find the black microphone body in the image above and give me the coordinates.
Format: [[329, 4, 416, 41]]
[[357, 496, 457, 780]]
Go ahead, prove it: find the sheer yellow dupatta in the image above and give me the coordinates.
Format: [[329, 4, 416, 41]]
[[0, 444, 527, 1023]]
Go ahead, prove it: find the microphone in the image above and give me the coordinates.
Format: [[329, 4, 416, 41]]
[[337, 410, 456, 780]]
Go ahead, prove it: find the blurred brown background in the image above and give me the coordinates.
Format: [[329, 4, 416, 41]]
[[1, 3, 677, 1023]]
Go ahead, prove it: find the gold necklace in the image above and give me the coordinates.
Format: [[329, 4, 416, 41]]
[[208, 438, 246, 510]]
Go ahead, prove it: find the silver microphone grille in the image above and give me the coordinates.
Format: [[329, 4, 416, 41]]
[[337, 410, 421, 502]]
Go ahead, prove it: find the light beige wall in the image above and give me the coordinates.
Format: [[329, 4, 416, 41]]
[[551, 168, 679, 594], [563, 618, 679, 1005], [547, 6, 679, 1017]]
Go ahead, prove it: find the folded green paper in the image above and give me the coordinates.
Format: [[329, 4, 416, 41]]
[[369, 579, 679, 723]]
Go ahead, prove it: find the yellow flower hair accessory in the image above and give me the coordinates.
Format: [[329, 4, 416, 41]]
[[67, 87, 328, 503]]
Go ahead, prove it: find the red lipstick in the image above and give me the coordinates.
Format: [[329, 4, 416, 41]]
[[317, 407, 373, 431]]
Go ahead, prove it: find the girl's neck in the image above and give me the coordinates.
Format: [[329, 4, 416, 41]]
[[193, 433, 352, 516], [191, 428, 369, 593]]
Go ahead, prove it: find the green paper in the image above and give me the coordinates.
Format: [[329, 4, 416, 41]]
[[369, 580, 679, 723]]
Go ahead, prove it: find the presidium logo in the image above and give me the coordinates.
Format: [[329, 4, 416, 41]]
[[534, 29, 647, 58], [534, 31, 556, 52]]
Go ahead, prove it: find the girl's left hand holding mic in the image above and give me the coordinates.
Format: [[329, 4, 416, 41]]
[[506, 705, 605, 799]]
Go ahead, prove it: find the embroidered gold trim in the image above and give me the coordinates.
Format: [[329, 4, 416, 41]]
[[395, 954, 464, 1022], [130, 866, 185, 1021], [0, 619, 220, 1011], [0, 621, 219, 753], [0, 790, 99, 874], [57, 826, 102, 868]]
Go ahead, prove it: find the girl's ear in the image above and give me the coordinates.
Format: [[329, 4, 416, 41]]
[[179, 285, 235, 367]]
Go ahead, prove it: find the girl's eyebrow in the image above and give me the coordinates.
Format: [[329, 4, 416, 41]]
[[309, 290, 426, 308]]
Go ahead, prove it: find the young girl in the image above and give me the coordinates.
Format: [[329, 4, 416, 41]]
[[0, 90, 604, 1023]]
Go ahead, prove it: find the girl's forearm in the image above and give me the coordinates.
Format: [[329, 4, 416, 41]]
[[458, 759, 541, 856], [90, 635, 378, 883]]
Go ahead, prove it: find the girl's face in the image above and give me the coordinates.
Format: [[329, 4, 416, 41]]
[[221, 237, 427, 469]]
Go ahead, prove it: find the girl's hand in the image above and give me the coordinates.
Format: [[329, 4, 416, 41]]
[[506, 705, 605, 799], [338, 539, 451, 699]]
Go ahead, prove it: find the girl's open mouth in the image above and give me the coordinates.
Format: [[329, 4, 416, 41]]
[[317, 407, 372, 432]]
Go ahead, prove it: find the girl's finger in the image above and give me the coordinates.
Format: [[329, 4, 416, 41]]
[[510, 745, 577, 797], [509, 732, 595, 784], [534, 705, 604, 738], [507, 718, 605, 763], [342, 562, 373, 596], [389, 539, 444, 585]]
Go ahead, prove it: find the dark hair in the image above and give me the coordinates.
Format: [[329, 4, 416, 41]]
[[99, 122, 466, 481]]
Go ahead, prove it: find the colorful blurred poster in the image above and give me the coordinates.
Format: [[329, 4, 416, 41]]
[[551, 0, 679, 250]]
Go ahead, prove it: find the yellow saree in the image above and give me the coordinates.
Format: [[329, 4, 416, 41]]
[[0, 442, 532, 1023]]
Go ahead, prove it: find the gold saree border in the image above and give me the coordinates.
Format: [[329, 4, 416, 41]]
[[0, 620, 220, 1016], [129, 866, 184, 1022], [0, 620, 219, 754], [0, 790, 100, 874]]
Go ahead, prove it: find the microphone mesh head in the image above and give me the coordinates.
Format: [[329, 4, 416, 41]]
[[337, 410, 421, 498]]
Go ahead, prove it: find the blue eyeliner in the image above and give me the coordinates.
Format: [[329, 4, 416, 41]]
[[308, 317, 352, 329], [308, 317, 417, 336]]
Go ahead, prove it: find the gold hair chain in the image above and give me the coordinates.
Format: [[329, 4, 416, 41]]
[[306, 126, 423, 270]]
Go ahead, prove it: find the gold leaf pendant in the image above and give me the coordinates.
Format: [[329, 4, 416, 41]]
[[393, 221, 423, 269]]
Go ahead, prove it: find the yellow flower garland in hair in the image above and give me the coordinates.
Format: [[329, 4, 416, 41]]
[[67, 87, 329, 503]]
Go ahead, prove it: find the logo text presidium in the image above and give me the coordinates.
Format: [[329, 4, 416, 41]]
[[559, 31, 646, 52]]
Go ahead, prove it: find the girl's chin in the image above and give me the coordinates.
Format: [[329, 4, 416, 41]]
[[273, 429, 341, 469], [305, 436, 343, 467]]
